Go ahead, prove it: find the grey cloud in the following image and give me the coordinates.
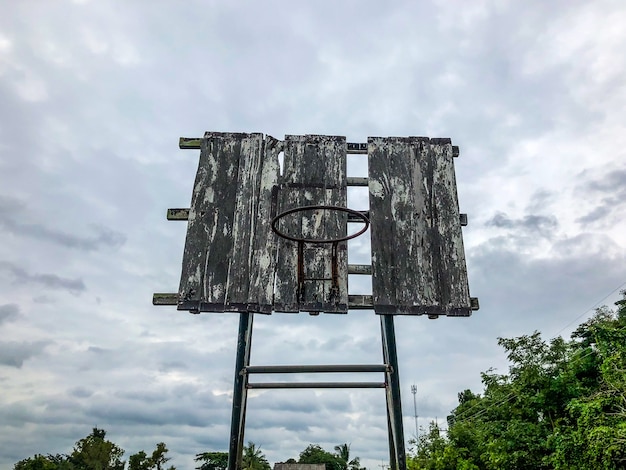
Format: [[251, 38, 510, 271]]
[[0, 197, 126, 251], [0, 262, 86, 294], [158, 361, 188, 373], [0, 304, 20, 325], [86, 393, 228, 428], [577, 168, 626, 226], [551, 233, 621, 258], [485, 212, 558, 237], [584, 168, 626, 192], [525, 190, 555, 213], [68, 387, 94, 399], [467, 231, 626, 336], [0, 340, 49, 368], [87, 346, 109, 354], [576, 204, 613, 225], [32, 295, 54, 304]]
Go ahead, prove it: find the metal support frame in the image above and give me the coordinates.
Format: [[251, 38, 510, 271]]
[[381, 315, 407, 470], [162, 134, 475, 470], [226, 312, 407, 470], [228, 312, 254, 470]]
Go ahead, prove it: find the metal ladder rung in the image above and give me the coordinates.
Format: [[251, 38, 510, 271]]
[[247, 382, 386, 389], [244, 364, 388, 374]]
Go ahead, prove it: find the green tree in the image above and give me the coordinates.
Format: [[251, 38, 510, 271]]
[[241, 442, 270, 470], [150, 443, 174, 470], [70, 428, 125, 470], [407, 291, 626, 469], [14, 455, 63, 470], [128, 451, 151, 470], [194, 452, 228, 470], [333, 444, 361, 470], [129, 443, 175, 470], [550, 300, 626, 468], [299, 444, 343, 470]]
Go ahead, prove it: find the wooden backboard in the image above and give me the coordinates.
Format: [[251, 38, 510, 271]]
[[172, 133, 475, 316]]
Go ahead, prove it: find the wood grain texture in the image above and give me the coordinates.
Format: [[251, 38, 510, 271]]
[[246, 136, 281, 313], [178, 132, 279, 313], [273, 135, 348, 313], [368, 137, 471, 316]]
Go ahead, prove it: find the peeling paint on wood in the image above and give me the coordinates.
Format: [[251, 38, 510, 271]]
[[170, 132, 475, 316], [178, 132, 279, 313], [368, 137, 472, 316], [274, 135, 348, 314]]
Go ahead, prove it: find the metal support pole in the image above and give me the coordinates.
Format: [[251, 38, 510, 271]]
[[380, 315, 406, 470], [228, 312, 254, 470]]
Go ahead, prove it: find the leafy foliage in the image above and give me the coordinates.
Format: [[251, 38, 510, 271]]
[[70, 428, 125, 470], [242, 443, 271, 470], [408, 292, 626, 469], [194, 452, 228, 470], [14, 430, 175, 470], [333, 443, 362, 470], [299, 444, 344, 470], [128, 443, 174, 470]]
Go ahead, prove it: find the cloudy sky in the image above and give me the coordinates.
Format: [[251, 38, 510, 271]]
[[2, 0, 626, 468]]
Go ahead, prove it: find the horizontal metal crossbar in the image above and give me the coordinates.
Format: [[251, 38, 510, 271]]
[[349, 264, 371, 275], [180, 137, 459, 157], [152, 293, 479, 312], [153, 293, 375, 308], [247, 382, 386, 389], [346, 177, 368, 186], [245, 364, 388, 374]]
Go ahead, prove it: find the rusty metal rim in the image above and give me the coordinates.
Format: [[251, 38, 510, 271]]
[[271, 205, 370, 244]]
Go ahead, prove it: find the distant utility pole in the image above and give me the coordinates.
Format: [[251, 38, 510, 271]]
[[411, 384, 418, 441]]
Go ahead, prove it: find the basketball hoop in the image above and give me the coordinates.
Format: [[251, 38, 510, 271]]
[[270, 205, 370, 243], [271, 205, 370, 305]]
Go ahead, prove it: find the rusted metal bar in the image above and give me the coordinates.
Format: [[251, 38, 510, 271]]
[[247, 382, 386, 389], [245, 364, 388, 374]]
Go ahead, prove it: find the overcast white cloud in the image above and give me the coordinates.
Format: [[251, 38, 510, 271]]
[[1, 1, 625, 469]]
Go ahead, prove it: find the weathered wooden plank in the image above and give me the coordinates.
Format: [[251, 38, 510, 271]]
[[273, 135, 348, 313], [368, 138, 417, 312], [178, 132, 264, 312], [223, 134, 265, 311], [423, 141, 471, 315], [246, 136, 281, 313], [368, 137, 472, 316]]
